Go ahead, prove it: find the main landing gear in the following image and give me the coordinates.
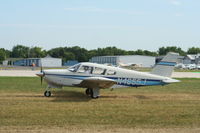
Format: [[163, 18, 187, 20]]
[[85, 88, 99, 99], [44, 85, 52, 97]]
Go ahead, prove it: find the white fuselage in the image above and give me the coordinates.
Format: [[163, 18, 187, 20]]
[[42, 63, 178, 89]]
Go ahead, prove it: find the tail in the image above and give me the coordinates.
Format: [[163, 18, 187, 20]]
[[151, 52, 179, 77]]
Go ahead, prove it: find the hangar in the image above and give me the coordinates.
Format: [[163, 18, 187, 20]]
[[13, 55, 62, 67], [89, 55, 155, 67]]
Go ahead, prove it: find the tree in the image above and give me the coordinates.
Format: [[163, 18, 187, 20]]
[[134, 49, 144, 55], [48, 47, 81, 62], [11, 45, 29, 58], [65, 46, 89, 62], [5, 44, 196, 63], [187, 47, 200, 54], [95, 46, 128, 56], [0, 48, 11, 63], [143, 50, 158, 56], [88, 49, 98, 59], [127, 49, 157, 56], [63, 52, 75, 62], [0, 49, 6, 63], [29, 47, 46, 58], [158, 46, 186, 56]]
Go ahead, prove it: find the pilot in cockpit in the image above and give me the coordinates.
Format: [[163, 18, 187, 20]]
[[84, 66, 92, 74]]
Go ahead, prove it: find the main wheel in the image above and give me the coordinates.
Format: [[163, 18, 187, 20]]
[[44, 91, 51, 97], [85, 88, 91, 96], [90, 89, 99, 99]]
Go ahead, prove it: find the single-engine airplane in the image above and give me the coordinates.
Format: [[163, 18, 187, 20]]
[[36, 52, 180, 99]]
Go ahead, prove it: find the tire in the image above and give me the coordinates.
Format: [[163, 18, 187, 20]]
[[44, 91, 51, 97], [85, 88, 92, 96], [90, 89, 99, 99]]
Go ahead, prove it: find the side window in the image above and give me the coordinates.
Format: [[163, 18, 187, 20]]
[[107, 70, 116, 75], [78, 65, 93, 74], [93, 67, 106, 75]]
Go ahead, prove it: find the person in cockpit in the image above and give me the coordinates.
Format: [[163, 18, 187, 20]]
[[84, 66, 92, 74]]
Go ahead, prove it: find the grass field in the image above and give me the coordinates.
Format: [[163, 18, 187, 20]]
[[0, 77, 200, 132]]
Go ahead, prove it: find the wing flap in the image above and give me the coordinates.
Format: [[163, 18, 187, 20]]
[[75, 77, 117, 89]]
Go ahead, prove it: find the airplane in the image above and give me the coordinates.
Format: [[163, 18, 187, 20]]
[[36, 52, 180, 99]]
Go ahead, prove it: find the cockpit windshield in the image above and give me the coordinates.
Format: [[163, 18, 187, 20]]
[[68, 64, 81, 72]]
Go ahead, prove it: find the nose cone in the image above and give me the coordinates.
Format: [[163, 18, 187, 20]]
[[36, 71, 45, 77]]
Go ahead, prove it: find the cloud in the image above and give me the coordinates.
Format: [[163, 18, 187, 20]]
[[64, 7, 145, 15], [170, 0, 181, 6]]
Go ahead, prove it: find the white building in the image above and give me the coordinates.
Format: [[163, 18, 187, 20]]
[[13, 55, 62, 67], [2, 60, 8, 66], [89, 55, 155, 67], [40, 56, 62, 67]]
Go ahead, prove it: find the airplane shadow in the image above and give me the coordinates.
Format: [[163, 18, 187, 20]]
[[51, 90, 91, 102], [101, 95, 150, 99], [0, 93, 43, 98], [100, 95, 118, 98], [134, 95, 150, 99]]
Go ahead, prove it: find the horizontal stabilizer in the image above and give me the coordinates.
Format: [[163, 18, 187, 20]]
[[162, 78, 180, 83]]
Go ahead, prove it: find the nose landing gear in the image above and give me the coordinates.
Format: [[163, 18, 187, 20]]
[[44, 90, 51, 97], [44, 85, 52, 97]]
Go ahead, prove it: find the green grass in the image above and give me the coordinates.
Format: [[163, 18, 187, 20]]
[[0, 77, 200, 132], [174, 68, 200, 72]]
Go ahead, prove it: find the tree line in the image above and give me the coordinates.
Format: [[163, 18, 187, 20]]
[[0, 45, 200, 63]]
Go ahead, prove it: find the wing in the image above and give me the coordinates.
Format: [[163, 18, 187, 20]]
[[75, 77, 117, 89]]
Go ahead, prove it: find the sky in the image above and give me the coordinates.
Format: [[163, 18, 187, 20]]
[[0, 0, 200, 51]]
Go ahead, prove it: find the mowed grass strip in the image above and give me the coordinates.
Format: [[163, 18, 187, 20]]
[[0, 77, 200, 129]]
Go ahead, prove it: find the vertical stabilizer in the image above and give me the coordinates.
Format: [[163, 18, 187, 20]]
[[151, 52, 179, 77]]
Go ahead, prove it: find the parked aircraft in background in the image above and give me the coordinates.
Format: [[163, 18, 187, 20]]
[[176, 63, 200, 70], [36, 52, 180, 99], [118, 62, 142, 67]]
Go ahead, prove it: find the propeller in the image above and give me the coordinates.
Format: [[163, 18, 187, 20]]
[[40, 67, 43, 85], [36, 66, 45, 85]]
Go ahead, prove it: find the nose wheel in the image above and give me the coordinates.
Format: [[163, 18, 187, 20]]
[[44, 90, 51, 97], [44, 85, 52, 97]]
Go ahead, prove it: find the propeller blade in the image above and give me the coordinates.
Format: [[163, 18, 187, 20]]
[[40, 66, 43, 85], [40, 66, 43, 73], [36, 66, 44, 85], [41, 76, 43, 85]]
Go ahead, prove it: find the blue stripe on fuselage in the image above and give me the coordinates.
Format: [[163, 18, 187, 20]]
[[45, 74, 165, 87]]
